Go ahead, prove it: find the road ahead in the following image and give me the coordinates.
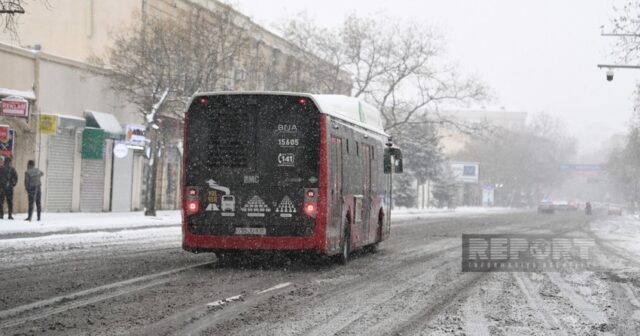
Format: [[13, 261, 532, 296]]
[[1, 211, 639, 335]]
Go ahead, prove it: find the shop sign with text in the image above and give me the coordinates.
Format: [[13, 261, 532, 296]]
[[1, 96, 29, 118]]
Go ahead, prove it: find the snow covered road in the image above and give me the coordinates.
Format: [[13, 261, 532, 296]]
[[1, 211, 639, 335]]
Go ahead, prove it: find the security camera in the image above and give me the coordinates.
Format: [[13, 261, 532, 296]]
[[606, 69, 614, 81]]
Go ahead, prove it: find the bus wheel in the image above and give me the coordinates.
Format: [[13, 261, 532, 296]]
[[364, 216, 383, 253], [365, 211, 384, 253], [376, 210, 384, 243], [335, 225, 351, 265]]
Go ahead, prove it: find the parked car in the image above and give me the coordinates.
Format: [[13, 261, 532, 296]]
[[538, 200, 555, 214], [568, 201, 580, 211], [553, 200, 571, 211]]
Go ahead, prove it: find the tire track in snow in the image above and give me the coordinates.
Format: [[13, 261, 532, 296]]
[[210, 213, 580, 336], [0, 261, 214, 329], [546, 272, 607, 324], [164, 240, 462, 336], [461, 292, 491, 336], [512, 273, 569, 336], [302, 258, 454, 336]]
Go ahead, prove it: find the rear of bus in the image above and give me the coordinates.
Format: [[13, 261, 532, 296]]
[[182, 93, 326, 253]]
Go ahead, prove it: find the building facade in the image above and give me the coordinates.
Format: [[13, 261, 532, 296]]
[[0, 42, 144, 212], [0, 0, 352, 213], [438, 109, 528, 156]]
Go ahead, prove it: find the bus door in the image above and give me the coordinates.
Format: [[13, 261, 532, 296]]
[[330, 137, 343, 250], [361, 144, 372, 243]]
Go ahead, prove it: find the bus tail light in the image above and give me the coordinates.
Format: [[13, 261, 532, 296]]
[[187, 200, 199, 214], [304, 203, 316, 217], [304, 188, 318, 218], [185, 186, 200, 215]]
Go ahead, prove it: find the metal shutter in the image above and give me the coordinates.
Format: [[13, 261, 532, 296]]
[[111, 152, 133, 212], [46, 133, 76, 212], [80, 144, 106, 212]]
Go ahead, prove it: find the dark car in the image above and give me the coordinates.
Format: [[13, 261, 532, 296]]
[[538, 200, 555, 214]]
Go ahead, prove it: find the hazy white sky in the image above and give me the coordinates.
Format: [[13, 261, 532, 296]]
[[232, 0, 636, 154]]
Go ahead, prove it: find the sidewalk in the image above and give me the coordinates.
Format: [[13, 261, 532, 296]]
[[0, 211, 181, 237], [0, 207, 524, 237], [392, 206, 524, 220]]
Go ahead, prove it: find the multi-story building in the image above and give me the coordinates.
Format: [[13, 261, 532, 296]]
[[438, 108, 528, 155], [0, 0, 352, 213]]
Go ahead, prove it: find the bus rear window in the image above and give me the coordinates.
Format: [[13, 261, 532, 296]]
[[185, 94, 321, 184]]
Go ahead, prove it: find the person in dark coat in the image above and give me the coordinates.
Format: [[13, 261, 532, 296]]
[[24, 160, 43, 221], [0, 157, 18, 219]]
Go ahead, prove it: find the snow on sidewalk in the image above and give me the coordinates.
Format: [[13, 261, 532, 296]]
[[391, 206, 524, 220], [589, 214, 640, 260], [0, 207, 523, 237], [0, 210, 181, 236]]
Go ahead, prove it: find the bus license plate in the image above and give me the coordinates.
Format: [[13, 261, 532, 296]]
[[235, 227, 266, 235]]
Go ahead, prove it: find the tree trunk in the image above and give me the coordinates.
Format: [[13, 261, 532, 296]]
[[145, 128, 159, 216]]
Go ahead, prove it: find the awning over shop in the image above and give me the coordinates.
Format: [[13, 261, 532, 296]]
[[0, 88, 36, 100], [84, 110, 124, 139]]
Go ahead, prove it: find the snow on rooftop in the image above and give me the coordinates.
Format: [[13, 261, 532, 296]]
[[311, 94, 385, 134], [85, 110, 124, 135], [0, 88, 36, 100]]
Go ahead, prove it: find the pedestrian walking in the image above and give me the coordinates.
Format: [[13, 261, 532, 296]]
[[24, 160, 43, 221], [0, 157, 18, 219]]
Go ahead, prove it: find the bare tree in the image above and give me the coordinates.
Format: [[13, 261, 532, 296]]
[[455, 113, 576, 206], [280, 15, 351, 94], [100, 9, 253, 216], [281, 14, 487, 194], [607, 111, 640, 208], [611, 2, 640, 63], [1, 0, 26, 35], [0, 0, 48, 38], [606, 3, 640, 208], [281, 14, 488, 133]]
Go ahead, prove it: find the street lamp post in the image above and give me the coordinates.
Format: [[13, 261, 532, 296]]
[[597, 64, 640, 69], [598, 32, 640, 79]]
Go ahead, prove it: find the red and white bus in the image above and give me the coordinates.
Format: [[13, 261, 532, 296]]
[[182, 92, 402, 263]]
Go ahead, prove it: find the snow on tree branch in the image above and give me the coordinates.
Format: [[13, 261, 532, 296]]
[[280, 14, 488, 133], [1, 0, 49, 38], [146, 88, 169, 125]]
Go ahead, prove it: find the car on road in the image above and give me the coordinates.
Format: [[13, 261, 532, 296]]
[[568, 201, 580, 211], [553, 200, 571, 211], [538, 200, 555, 214]]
